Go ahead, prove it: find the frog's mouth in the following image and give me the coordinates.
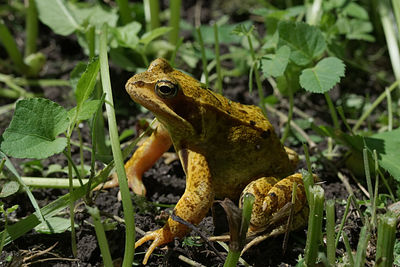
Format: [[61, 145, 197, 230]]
[[126, 79, 196, 137]]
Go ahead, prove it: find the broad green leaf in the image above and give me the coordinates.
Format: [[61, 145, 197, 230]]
[[114, 21, 142, 49], [0, 181, 19, 198], [278, 21, 326, 66], [365, 128, 400, 181], [75, 57, 100, 107], [1, 98, 69, 159], [261, 45, 290, 77], [68, 99, 101, 121], [35, 0, 80, 35], [299, 57, 345, 93], [70, 4, 118, 29], [139, 26, 173, 46], [35, 217, 74, 234]]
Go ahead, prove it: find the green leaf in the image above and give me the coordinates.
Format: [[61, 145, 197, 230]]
[[343, 2, 369, 20], [68, 100, 101, 121], [0, 181, 19, 198], [114, 21, 142, 49], [69, 62, 87, 90], [365, 128, 400, 181], [75, 57, 100, 107], [35, 0, 80, 35], [1, 98, 69, 159], [261, 45, 290, 77], [299, 57, 345, 93], [278, 21, 326, 66], [139, 26, 173, 46], [35, 217, 75, 234]]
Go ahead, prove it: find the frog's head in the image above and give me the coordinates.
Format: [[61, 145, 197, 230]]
[[126, 58, 201, 138]]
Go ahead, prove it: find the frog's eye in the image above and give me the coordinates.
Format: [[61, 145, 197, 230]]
[[155, 80, 178, 99]]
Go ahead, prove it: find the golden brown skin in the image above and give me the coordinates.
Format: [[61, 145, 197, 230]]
[[114, 58, 308, 264]]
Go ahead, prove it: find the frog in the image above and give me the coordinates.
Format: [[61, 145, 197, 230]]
[[104, 58, 310, 264]]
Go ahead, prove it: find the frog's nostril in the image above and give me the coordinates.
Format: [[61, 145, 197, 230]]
[[134, 81, 145, 87]]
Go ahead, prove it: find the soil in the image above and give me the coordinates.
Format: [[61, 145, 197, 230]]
[[0, 1, 387, 267]]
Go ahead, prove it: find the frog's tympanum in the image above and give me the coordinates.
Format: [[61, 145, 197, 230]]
[[107, 58, 311, 264]]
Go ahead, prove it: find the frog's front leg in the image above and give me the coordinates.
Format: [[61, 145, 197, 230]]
[[135, 150, 214, 264], [99, 123, 172, 195]]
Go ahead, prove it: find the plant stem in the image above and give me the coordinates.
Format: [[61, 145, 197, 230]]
[[25, 0, 38, 57], [353, 80, 400, 132], [115, 0, 132, 24], [196, 27, 209, 87], [304, 186, 325, 267], [19, 177, 89, 188], [148, 0, 160, 30], [169, 0, 181, 45], [87, 206, 113, 266], [375, 213, 397, 267], [324, 92, 340, 130], [99, 24, 135, 267], [281, 85, 293, 143], [66, 138, 77, 257], [0, 19, 27, 74], [214, 23, 223, 94], [325, 199, 336, 266], [378, 0, 400, 92]]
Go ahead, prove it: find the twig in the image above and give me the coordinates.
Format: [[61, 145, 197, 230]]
[[178, 255, 207, 267]]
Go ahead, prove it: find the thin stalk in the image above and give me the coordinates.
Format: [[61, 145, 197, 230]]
[[375, 213, 397, 267], [306, 0, 322, 25], [336, 106, 354, 135], [169, 0, 181, 45], [363, 148, 375, 228], [342, 232, 354, 266], [378, 0, 400, 92], [304, 186, 325, 267], [87, 206, 113, 266], [66, 138, 77, 257], [324, 92, 340, 130], [354, 225, 371, 267], [115, 0, 132, 24], [170, 37, 183, 66], [196, 27, 209, 87], [99, 24, 135, 267], [393, 0, 400, 37], [372, 150, 379, 227], [25, 0, 38, 57], [20, 177, 89, 188], [148, 0, 160, 30], [325, 199, 336, 266], [85, 26, 95, 59], [214, 23, 223, 94], [353, 80, 400, 132], [0, 19, 27, 74], [385, 87, 392, 131], [335, 195, 352, 248], [281, 85, 293, 143], [245, 31, 266, 115], [77, 125, 85, 178]]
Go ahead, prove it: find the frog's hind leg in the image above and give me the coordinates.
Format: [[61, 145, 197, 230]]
[[241, 173, 307, 233]]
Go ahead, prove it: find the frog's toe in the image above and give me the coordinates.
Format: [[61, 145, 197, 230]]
[[93, 173, 119, 190], [135, 228, 172, 264], [128, 176, 146, 196]]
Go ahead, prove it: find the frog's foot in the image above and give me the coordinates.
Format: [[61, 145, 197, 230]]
[[135, 227, 173, 265], [93, 172, 146, 196]]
